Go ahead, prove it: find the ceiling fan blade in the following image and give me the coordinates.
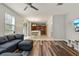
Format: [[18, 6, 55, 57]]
[[24, 3, 39, 11], [24, 6, 28, 11], [27, 3, 32, 5], [30, 5, 39, 10]]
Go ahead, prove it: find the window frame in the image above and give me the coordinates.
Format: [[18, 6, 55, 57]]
[[4, 13, 15, 34]]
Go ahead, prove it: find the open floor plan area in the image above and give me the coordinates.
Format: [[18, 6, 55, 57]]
[[0, 3, 79, 56]]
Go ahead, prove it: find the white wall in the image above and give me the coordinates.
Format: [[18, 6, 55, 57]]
[[0, 4, 25, 36], [47, 16, 53, 38], [27, 21, 31, 36]]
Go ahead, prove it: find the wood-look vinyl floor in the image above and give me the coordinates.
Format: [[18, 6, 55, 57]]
[[29, 40, 79, 56]]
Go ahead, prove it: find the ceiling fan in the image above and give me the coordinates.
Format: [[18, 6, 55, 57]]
[[24, 3, 39, 11]]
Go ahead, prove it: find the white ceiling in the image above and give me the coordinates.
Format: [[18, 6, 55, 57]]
[[4, 3, 79, 23]]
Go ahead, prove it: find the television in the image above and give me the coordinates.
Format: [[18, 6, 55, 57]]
[[73, 18, 79, 32]]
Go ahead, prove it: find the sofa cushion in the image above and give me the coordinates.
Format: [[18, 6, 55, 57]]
[[0, 40, 21, 51], [15, 34, 24, 40], [0, 36, 8, 44], [0, 47, 7, 54], [18, 40, 33, 51], [7, 35, 15, 41]]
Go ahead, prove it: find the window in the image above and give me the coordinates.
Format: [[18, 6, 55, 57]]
[[5, 13, 15, 34]]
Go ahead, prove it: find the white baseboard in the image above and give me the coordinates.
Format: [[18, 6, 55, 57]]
[[53, 39, 64, 41]]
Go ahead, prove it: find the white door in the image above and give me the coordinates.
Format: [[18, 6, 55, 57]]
[[53, 15, 66, 39]]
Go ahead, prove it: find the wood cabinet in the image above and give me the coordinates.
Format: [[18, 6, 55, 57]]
[[31, 23, 47, 35]]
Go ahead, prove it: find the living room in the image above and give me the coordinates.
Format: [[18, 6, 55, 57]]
[[1, 3, 79, 56]]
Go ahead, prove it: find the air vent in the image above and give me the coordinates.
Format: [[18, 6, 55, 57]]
[[57, 3, 63, 6]]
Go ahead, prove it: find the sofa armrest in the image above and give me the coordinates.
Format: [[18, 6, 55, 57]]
[[18, 40, 33, 51]]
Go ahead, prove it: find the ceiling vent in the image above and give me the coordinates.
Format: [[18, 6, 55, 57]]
[[57, 3, 63, 6]]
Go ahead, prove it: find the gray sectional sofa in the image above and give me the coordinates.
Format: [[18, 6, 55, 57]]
[[0, 34, 24, 54]]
